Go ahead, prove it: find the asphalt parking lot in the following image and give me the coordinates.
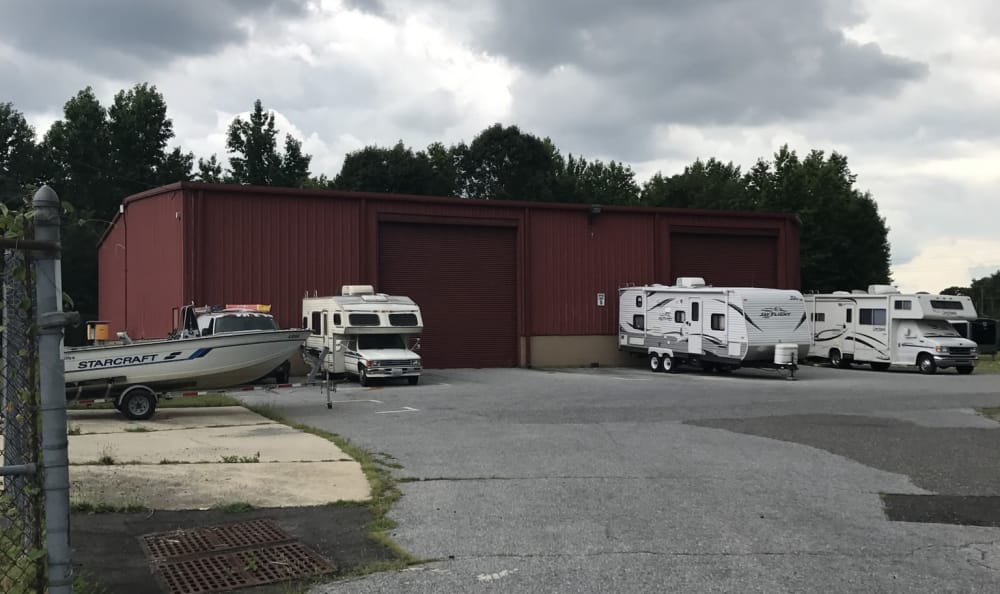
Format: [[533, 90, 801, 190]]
[[236, 364, 1000, 593]]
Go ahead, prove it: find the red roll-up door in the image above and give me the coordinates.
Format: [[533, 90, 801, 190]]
[[670, 233, 778, 287], [378, 223, 518, 368]]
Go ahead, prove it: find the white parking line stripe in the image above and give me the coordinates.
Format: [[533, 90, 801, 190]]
[[375, 406, 419, 414]]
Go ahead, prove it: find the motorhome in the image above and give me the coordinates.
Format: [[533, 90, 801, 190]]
[[302, 286, 423, 386], [619, 278, 810, 375], [805, 286, 979, 374]]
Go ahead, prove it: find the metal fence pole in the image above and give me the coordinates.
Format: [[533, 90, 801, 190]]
[[33, 186, 73, 593]]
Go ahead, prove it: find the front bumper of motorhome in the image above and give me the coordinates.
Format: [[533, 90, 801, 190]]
[[932, 346, 978, 367], [362, 359, 422, 378]]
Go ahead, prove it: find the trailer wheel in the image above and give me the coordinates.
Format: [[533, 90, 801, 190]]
[[829, 349, 850, 369], [359, 366, 370, 387], [649, 353, 663, 372], [407, 376, 420, 385], [917, 354, 937, 375], [870, 362, 890, 371], [661, 354, 677, 373], [120, 387, 156, 421], [956, 366, 974, 375]]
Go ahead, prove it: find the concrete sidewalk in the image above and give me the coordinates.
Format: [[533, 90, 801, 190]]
[[68, 406, 370, 510]]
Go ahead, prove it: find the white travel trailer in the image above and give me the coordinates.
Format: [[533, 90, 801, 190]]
[[619, 278, 810, 375], [804, 286, 979, 374], [302, 286, 423, 386]]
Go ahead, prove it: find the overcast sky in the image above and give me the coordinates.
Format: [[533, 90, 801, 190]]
[[3, 0, 998, 292]]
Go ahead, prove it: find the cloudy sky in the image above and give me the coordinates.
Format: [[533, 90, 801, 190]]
[[3, 0, 998, 292]]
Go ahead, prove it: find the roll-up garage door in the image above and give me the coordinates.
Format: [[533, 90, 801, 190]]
[[670, 233, 778, 288], [378, 223, 518, 368]]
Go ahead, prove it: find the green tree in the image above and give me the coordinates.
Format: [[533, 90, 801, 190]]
[[641, 158, 748, 209], [333, 140, 460, 196], [0, 102, 40, 203], [967, 271, 1000, 318], [555, 154, 640, 205], [459, 124, 559, 201], [226, 99, 312, 187], [196, 154, 225, 183]]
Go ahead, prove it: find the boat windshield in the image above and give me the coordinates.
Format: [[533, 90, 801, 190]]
[[358, 334, 406, 350], [214, 314, 279, 333], [917, 320, 961, 338]]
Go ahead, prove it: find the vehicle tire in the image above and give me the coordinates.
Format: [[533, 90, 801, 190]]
[[700, 361, 716, 373], [120, 387, 156, 421], [870, 362, 891, 371], [917, 354, 938, 375], [407, 376, 419, 385], [662, 354, 677, 373], [956, 366, 974, 375], [359, 366, 370, 387], [649, 353, 663, 373], [830, 349, 850, 369]]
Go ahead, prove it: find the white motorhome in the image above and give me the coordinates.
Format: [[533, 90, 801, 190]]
[[302, 286, 423, 386], [805, 286, 979, 374], [619, 278, 810, 375]]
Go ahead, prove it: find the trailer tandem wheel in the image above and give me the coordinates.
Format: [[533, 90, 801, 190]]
[[119, 386, 157, 421]]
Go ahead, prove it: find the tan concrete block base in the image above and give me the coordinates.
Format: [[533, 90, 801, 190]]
[[69, 424, 352, 464], [68, 406, 275, 434], [71, 462, 370, 510], [529, 335, 636, 368]]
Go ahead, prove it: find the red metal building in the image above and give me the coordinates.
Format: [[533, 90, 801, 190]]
[[98, 183, 800, 368]]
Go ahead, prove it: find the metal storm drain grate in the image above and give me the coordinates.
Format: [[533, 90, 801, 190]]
[[141, 519, 293, 560], [140, 519, 336, 594]]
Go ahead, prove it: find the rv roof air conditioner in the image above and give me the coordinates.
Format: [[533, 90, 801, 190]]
[[676, 277, 707, 288], [851, 290, 867, 294], [342, 285, 375, 296], [868, 285, 900, 295], [832, 291, 851, 295]]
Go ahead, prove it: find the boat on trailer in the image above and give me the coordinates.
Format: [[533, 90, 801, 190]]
[[65, 305, 308, 420]]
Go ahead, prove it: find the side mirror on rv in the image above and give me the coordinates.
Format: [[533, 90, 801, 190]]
[[411, 338, 421, 351], [334, 339, 344, 352]]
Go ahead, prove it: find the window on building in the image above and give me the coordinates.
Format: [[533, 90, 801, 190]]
[[930, 300, 964, 310], [674, 310, 686, 324], [632, 314, 644, 330], [691, 302, 700, 322], [711, 314, 725, 331], [894, 300, 912, 310], [310, 311, 322, 335], [348, 313, 380, 326], [859, 308, 887, 325]]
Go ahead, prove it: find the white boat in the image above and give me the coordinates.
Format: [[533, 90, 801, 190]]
[[65, 305, 307, 419]]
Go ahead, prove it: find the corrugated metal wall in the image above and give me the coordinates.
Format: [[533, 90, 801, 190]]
[[124, 189, 185, 338], [669, 232, 779, 288]]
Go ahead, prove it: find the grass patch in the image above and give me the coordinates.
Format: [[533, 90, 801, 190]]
[[68, 424, 82, 436], [211, 502, 255, 514], [220, 453, 260, 463], [979, 407, 1000, 422], [975, 357, 1000, 374], [71, 502, 149, 514], [123, 426, 152, 433], [97, 447, 115, 466], [245, 404, 421, 572]]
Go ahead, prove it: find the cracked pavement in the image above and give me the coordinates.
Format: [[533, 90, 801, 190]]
[[236, 365, 1000, 593]]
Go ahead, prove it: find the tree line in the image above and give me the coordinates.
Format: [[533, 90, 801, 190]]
[[3, 83, 896, 329]]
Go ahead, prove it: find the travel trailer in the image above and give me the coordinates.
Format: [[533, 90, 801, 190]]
[[805, 286, 979, 374], [619, 278, 810, 376], [302, 286, 423, 386], [949, 318, 998, 357]]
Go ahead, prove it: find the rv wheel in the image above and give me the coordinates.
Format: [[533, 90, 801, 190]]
[[649, 353, 663, 372], [120, 387, 156, 421], [359, 366, 370, 387], [956, 366, 974, 375], [830, 349, 850, 369], [661, 354, 677, 373], [870, 362, 890, 371], [407, 376, 420, 385], [917, 354, 938, 375]]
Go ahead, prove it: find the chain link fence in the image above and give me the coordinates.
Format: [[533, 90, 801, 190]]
[[1, 249, 44, 593]]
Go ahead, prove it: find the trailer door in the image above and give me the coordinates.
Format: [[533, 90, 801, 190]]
[[689, 298, 703, 354]]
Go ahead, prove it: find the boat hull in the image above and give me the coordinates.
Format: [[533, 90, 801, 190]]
[[64, 330, 308, 396]]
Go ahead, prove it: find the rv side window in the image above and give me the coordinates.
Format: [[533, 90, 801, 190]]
[[323, 314, 328, 335], [930, 300, 964, 310], [635, 296, 643, 308], [310, 311, 322, 335], [333, 313, 342, 326], [349, 313, 380, 326], [845, 309, 853, 323], [691, 302, 699, 322], [894, 300, 912, 310], [674, 311, 686, 323], [711, 314, 725, 331], [811, 313, 826, 322], [302, 316, 308, 329], [632, 314, 644, 330], [859, 308, 887, 325]]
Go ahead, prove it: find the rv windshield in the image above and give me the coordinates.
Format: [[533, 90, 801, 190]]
[[214, 314, 279, 333], [917, 320, 961, 338], [358, 334, 406, 350]]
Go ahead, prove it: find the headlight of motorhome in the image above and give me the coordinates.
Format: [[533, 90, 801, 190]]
[[411, 359, 421, 366], [934, 346, 948, 353]]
